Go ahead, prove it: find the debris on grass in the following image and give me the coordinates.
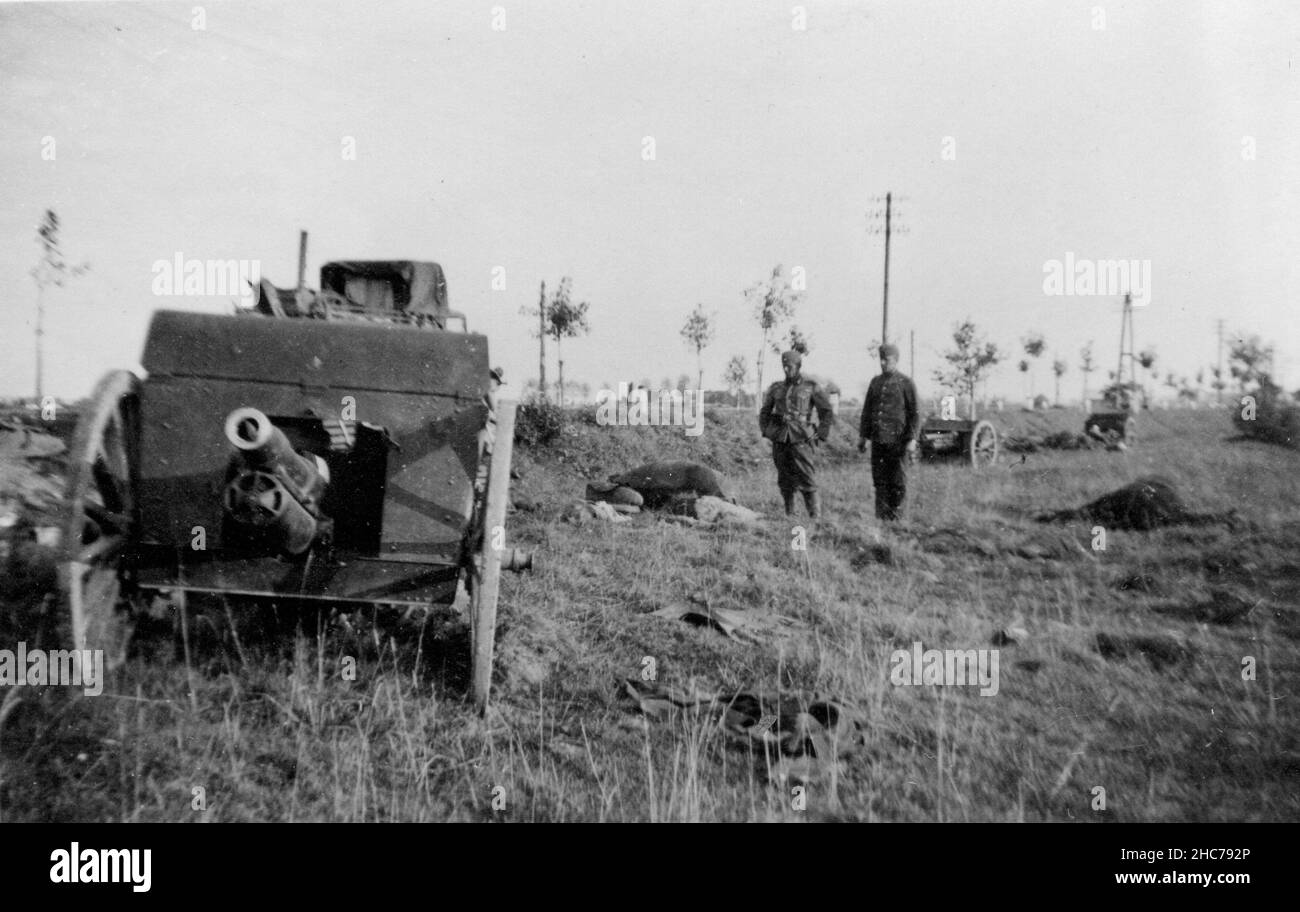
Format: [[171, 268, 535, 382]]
[[679, 495, 761, 525], [619, 678, 867, 783], [1004, 430, 1091, 454], [1150, 587, 1261, 626], [1114, 573, 1161, 594], [649, 593, 806, 643], [584, 481, 644, 508], [913, 527, 1000, 558], [561, 500, 631, 524], [992, 624, 1029, 646], [1094, 631, 1193, 670]]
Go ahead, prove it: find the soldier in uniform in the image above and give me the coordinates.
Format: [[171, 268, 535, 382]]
[[858, 344, 920, 521], [475, 367, 505, 493], [759, 349, 835, 518]]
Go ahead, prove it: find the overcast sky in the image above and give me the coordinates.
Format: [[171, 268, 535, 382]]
[[1, 0, 1296, 403]]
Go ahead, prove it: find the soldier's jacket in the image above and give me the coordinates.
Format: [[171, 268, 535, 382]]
[[860, 370, 920, 445], [760, 376, 835, 445]]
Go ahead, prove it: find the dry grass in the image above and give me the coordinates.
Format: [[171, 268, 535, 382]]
[[1, 405, 1297, 821]]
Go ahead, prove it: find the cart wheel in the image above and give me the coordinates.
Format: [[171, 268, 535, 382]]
[[969, 419, 998, 468], [470, 399, 517, 714], [59, 370, 140, 667], [1123, 416, 1137, 446]]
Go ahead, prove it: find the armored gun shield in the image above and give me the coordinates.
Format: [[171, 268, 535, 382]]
[[58, 259, 529, 710]]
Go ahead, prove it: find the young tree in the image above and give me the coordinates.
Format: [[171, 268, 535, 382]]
[[1052, 359, 1068, 406], [1228, 334, 1274, 391], [680, 303, 715, 392], [30, 209, 90, 400], [933, 319, 1001, 420], [1018, 359, 1030, 399], [1124, 348, 1152, 404], [1138, 349, 1158, 395], [1079, 341, 1097, 406], [773, 325, 811, 358], [744, 265, 801, 401], [544, 277, 591, 407], [723, 354, 750, 405], [1210, 365, 1226, 404], [1228, 337, 1295, 447], [1022, 332, 1046, 397]]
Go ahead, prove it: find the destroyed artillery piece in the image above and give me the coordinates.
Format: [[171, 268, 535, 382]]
[[1085, 388, 1138, 449], [59, 258, 531, 711], [918, 397, 999, 467], [1085, 293, 1141, 450]]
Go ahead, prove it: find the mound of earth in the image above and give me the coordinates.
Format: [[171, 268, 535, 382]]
[[1038, 476, 1233, 531]]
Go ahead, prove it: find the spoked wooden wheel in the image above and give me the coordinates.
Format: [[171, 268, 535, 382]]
[[470, 399, 517, 714], [969, 419, 998, 468], [60, 370, 140, 667]]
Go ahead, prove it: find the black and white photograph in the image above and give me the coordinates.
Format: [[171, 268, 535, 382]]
[[0, 0, 1295, 849]]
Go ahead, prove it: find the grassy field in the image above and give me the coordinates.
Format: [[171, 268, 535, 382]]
[[1, 404, 1297, 822]]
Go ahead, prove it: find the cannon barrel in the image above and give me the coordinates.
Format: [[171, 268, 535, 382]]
[[222, 407, 330, 554]]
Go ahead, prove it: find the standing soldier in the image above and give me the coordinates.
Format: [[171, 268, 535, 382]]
[[858, 344, 920, 521], [476, 366, 505, 493], [760, 349, 835, 518]]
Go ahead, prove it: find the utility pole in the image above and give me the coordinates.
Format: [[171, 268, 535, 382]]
[[910, 329, 915, 377], [538, 280, 547, 402], [297, 230, 308, 292], [881, 192, 892, 346], [867, 193, 908, 358], [1115, 292, 1136, 406]]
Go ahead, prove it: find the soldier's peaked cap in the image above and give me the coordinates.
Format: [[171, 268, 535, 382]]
[[879, 344, 899, 358]]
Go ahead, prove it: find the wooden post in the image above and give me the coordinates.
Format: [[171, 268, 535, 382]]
[[472, 400, 517, 714], [881, 192, 892, 347], [297, 230, 308, 291], [538, 281, 547, 402]]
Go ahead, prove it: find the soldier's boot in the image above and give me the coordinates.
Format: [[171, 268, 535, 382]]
[[782, 491, 797, 515], [803, 490, 821, 520]]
